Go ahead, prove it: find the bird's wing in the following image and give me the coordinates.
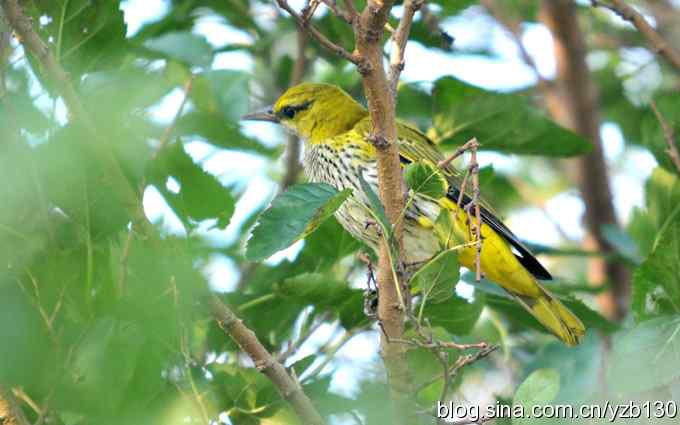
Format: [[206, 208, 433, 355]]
[[396, 121, 552, 280]]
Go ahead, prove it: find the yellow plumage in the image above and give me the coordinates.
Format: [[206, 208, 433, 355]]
[[243, 83, 585, 346]]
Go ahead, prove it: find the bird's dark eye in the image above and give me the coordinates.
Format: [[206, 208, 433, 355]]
[[280, 106, 296, 119], [278, 101, 312, 120]]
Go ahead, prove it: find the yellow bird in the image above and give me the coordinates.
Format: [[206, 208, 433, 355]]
[[243, 83, 585, 345]]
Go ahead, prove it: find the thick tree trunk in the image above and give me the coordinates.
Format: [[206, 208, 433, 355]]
[[541, 0, 630, 320]]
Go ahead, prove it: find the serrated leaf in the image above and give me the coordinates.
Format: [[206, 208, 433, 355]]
[[641, 96, 680, 175], [26, 0, 127, 81], [404, 160, 448, 199], [631, 208, 680, 321], [432, 77, 591, 157], [513, 369, 560, 425], [411, 249, 459, 305], [246, 183, 351, 261]]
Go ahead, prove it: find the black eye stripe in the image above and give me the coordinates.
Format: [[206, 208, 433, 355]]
[[278, 100, 313, 119]]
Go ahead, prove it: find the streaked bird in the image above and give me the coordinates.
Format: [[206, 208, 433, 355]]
[[243, 83, 585, 345]]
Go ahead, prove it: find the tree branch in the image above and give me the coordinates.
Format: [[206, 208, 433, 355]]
[[541, 0, 630, 320], [387, 0, 422, 96], [651, 100, 680, 174], [276, 0, 416, 421], [592, 0, 680, 73], [208, 296, 326, 425], [275, 0, 364, 67], [355, 2, 414, 423], [0, 0, 153, 235]]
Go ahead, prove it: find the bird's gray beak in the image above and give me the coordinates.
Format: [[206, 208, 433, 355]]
[[241, 106, 278, 123]]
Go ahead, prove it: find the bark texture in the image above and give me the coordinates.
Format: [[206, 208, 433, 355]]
[[541, 0, 630, 320], [208, 297, 326, 425], [355, 2, 414, 423]]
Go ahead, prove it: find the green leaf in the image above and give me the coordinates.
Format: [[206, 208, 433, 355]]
[[246, 183, 351, 261], [478, 165, 523, 213], [513, 369, 560, 425], [275, 273, 365, 330], [430, 0, 477, 16], [65, 318, 145, 412], [420, 292, 483, 336], [149, 141, 236, 229], [411, 249, 459, 305], [192, 70, 250, 122], [641, 95, 680, 175], [26, 0, 127, 81], [358, 174, 391, 236], [404, 160, 448, 198], [291, 217, 362, 274], [526, 334, 603, 404], [631, 208, 680, 321], [143, 31, 213, 67], [396, 83, 435, 129], [432, 77, 591, 157], [628, 167, 680, 257], [174, 111, 275, 156], [607, 316, 680, 395]]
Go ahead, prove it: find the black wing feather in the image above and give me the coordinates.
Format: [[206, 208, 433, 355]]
[[447, 187, 552, 280]]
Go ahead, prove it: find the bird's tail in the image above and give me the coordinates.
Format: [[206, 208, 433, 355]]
[[505, 282, 585, 346]]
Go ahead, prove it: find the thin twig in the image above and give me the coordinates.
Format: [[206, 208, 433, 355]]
[[275, 0, 364, 66], [650, 100, 680, 174], [388, 310, 494, 406], [208, 296, 326, 425], [277, 312, 330, 363], [179, 325, 211, 425], [438, 138, 483, 281], [437, 138, 479, 170], [387, 0, 423, 97], [302, 328, 360, 380], [591, 0, 680, 73], [470, 146, 482, 282], [420, 4, 453, 50], [416, 344, 498, 394], [321, 0, 353, 24]]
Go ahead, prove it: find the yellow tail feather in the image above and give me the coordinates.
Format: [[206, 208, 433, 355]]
[[507, 284, 585, 346], [442, 204, 586, 345]]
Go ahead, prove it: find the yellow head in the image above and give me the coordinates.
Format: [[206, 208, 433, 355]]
[[242, 83, 367, 143]]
